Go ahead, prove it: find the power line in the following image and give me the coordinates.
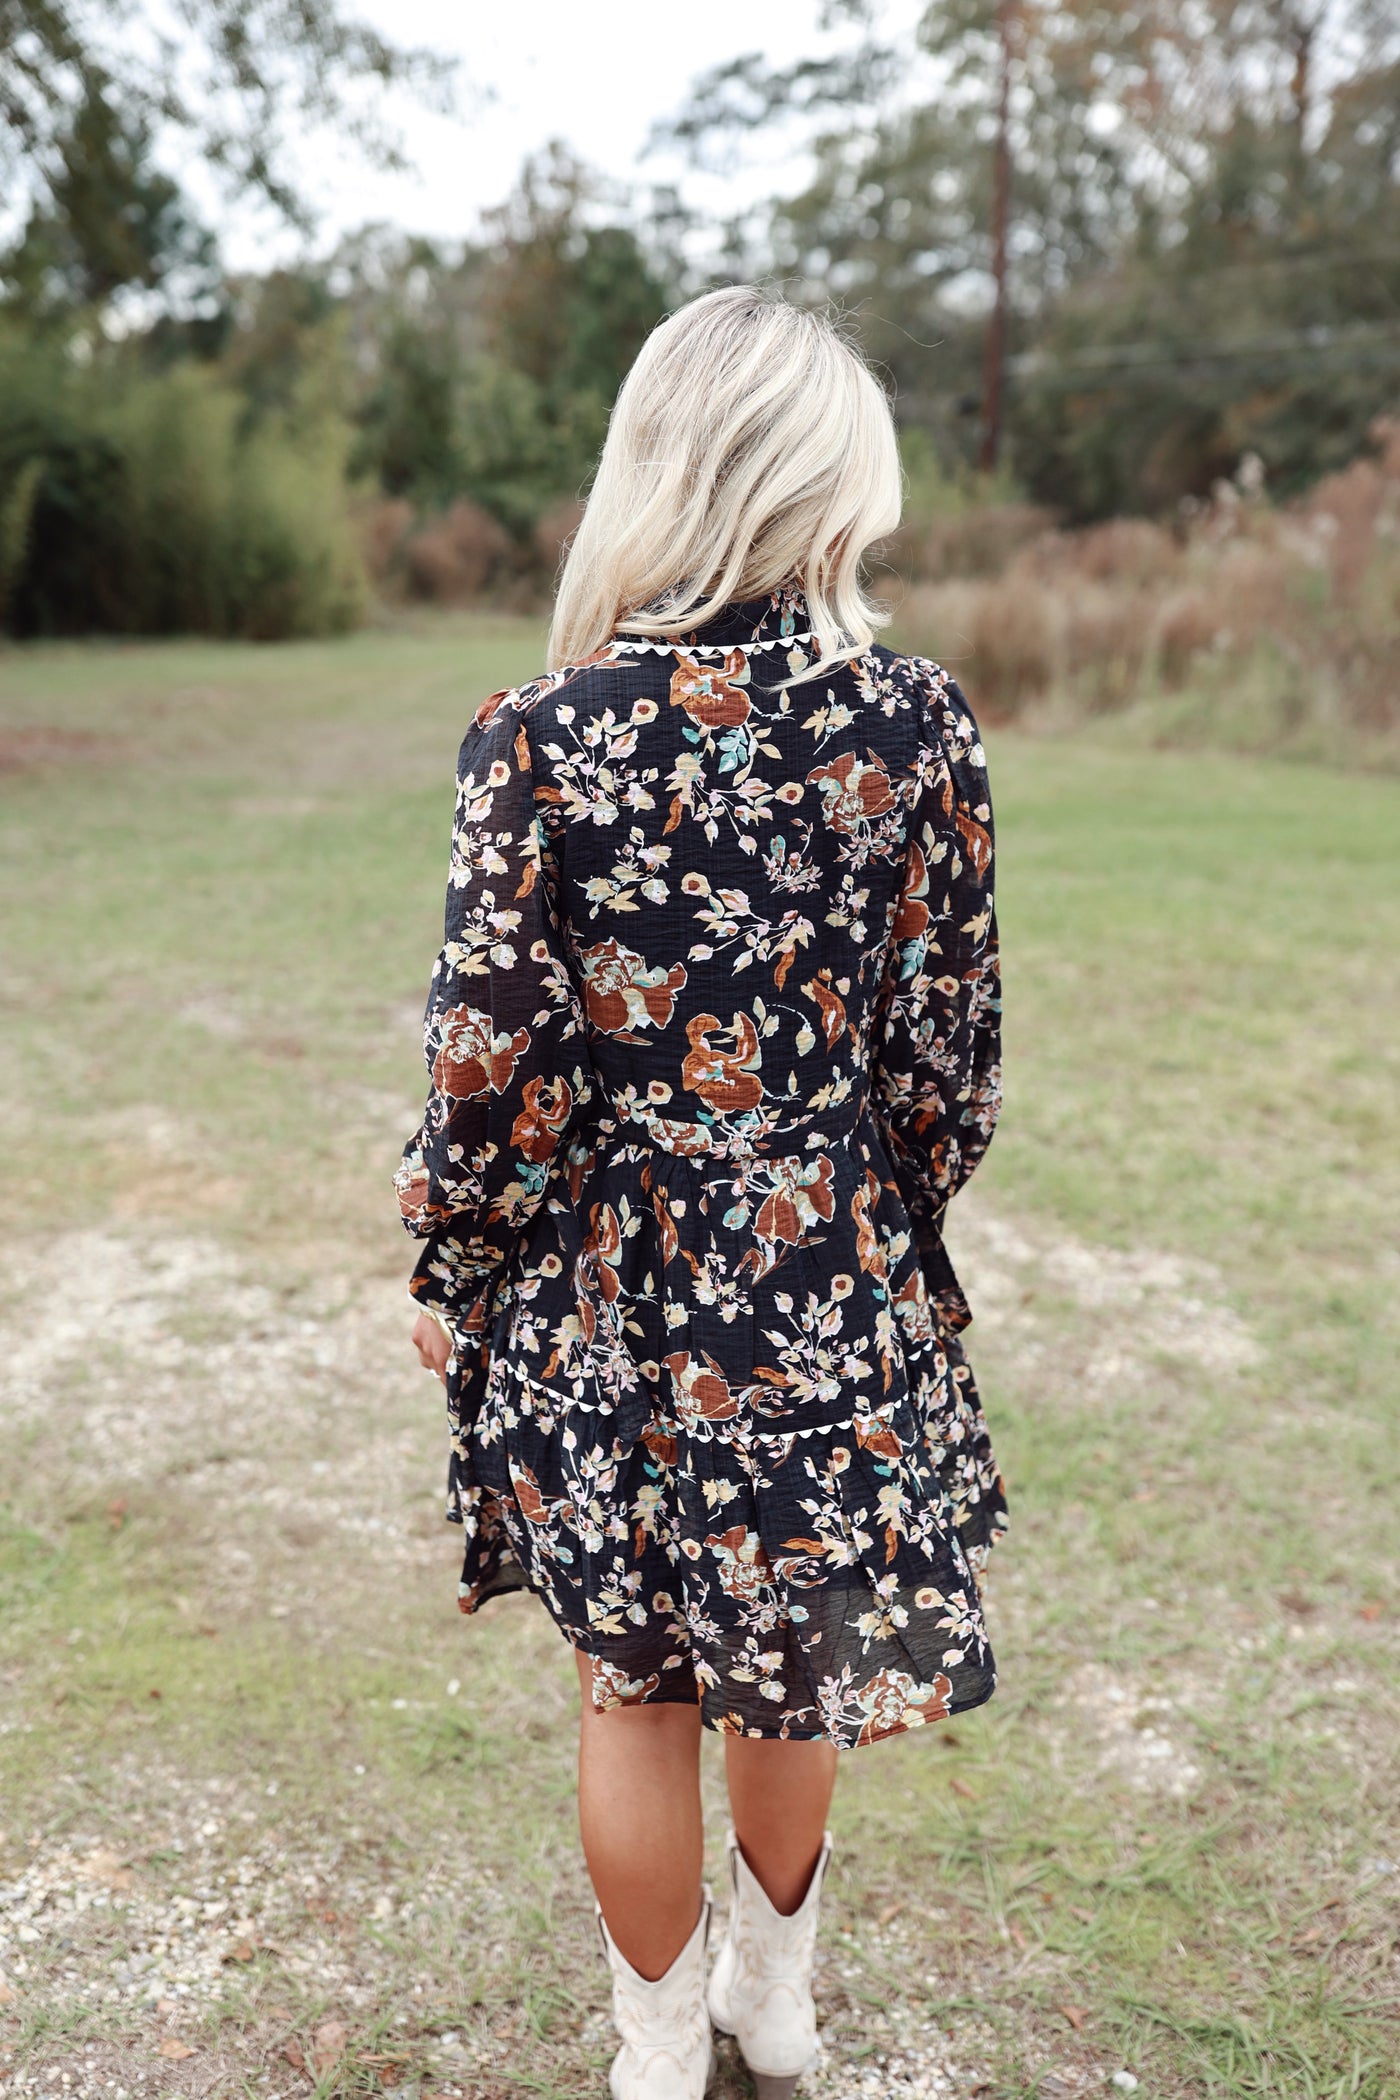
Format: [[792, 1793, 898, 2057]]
[[1109, 243, 1400, 283], [1008, 319, 1400, 388]]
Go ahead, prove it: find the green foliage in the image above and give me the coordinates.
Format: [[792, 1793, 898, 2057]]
[[0, 139, 676, 634], [897, 425, 1021, 529], [347, 150, 673, 539], [674, 0, 1400, 515], [0, 456, 43, 624], [0, 335, 364, 639], [480, 145, 673, 410], [1010, 57, 1400, 516], [354, 316, 461, 502], [219, 268, 345, 421], [453, 355, 606, 539], [0, 0, 455, 231], [1, 80, 222, 319]]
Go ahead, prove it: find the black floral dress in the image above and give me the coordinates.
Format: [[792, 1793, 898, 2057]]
[[395, 584, 1006, 1750]]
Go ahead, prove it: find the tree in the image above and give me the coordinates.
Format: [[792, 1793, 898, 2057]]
[[478, 143, 675, 412], [663, 0, 1198, 483], [664, 0, 1400, 508], [329, 164, 678, 539], [1010, 2, 1400, 510], [0, 0, 456, 231], [2, 80, 220, 317]]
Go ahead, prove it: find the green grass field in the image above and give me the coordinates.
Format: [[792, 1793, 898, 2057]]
[[1, 616, 1397, 2100]]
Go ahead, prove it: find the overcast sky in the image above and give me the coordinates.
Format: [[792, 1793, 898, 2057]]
[[220, 0, 920, 266]]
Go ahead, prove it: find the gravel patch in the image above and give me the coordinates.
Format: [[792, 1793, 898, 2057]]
[[1059, 1663, 1206, 1798], [0, 1227, 446, 1577], [0, 1753, 513, 2095], [951, 1206, 1263, 1391]]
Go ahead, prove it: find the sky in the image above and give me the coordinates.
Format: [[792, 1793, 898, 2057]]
[[220, 0, 917, 266]]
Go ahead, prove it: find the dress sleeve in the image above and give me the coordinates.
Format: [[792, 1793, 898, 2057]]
[[872, 664, 1002, 1329], [394, 698, 595, 1328]]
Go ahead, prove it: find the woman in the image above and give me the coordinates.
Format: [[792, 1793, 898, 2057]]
[[396, 284, 1006, 2100]]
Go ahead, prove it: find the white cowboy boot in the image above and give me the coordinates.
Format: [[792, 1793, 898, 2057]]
[[597, 1890, 713, 2099], [707, 1828, 833, 2099]]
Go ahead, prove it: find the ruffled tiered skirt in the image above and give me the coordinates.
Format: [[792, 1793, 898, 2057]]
[[442, 1103, 1007, 1750]]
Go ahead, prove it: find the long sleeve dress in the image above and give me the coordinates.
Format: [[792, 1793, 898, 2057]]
[[395, 583, 1006, 1751]]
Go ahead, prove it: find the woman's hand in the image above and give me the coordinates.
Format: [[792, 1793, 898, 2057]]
[[412, 1311, 452, 1384]]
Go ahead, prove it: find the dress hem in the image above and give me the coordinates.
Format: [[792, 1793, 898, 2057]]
[[453, 1553, 1001, 1749]]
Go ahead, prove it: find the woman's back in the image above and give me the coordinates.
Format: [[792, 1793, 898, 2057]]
[[541, 588, 954, 1152]]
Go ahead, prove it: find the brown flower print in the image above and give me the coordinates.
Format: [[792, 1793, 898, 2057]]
[[955, 806, 993, 878], [393, 1160, 449, 1228], [581, 935, 688, 1035], [474, 686, 513, 731], [589, 1201, 624, 1303], [705, 1524, 774, 1604], [891, 840, 930, 942], [593, 1658, 663, 1708], [432, 1007, 531, 1098], [850, 1168, 885, 1276], [669, 648, 751, 729], [681, 1011, 763, 1115], [894, 1268, 936, 1348], [508, 1459, 553, 1528], [637, 1112, 720, 1157], [853, 1667, 953, 1747], [754, 1154, 836, 1244], [653, 1187, 680, 1265], [640, 1421, 679, 1468], [510, 1075, 574, 1161], [805, 750, 897, 832], [802, 971, 847, 1050], [663, 1349, 741, 1426], [853, 1412, 904, 1462]]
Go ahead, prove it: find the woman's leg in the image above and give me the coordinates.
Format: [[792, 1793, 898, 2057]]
[[574, 1651, 705, 1980], [724, 1736, 838, 1914]]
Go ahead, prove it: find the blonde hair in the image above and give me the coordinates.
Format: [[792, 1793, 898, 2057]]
[[547, 285, 902, 682]]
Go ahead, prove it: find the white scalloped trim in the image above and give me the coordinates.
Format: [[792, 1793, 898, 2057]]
[[609, 631, 819, 658]]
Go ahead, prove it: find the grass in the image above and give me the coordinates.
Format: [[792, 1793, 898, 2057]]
[[1, 613, 1397, 2099]]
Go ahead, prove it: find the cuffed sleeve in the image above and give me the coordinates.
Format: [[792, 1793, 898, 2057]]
[[872, 664, 1002, 1327], [395, 700, 595, 1328]]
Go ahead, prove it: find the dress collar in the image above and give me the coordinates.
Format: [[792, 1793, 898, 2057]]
[[612, 581, 821, 658]]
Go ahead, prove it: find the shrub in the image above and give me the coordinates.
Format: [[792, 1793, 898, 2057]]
[[356, 494, 415, 592], [400, 499, 511, 605], [0, 334, 364, 639], [1153, 589, 1225, 688], [888, 418, 1400, 762], [896, 577, 1055, 713], [534, 496, 583, 588], [221, 404, 364, 639]]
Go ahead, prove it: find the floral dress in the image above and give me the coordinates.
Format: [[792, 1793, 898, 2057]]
[[395, 583, 1006, 1750]]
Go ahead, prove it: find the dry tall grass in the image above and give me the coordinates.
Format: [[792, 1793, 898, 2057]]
[[883, 418, 1400, 765], [357, 491, 585, 613], [355, 424, 1398, 765], [358, 495, 512, 606]]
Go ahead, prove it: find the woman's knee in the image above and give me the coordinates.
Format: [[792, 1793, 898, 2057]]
[[725, 1732, 838, 1774]]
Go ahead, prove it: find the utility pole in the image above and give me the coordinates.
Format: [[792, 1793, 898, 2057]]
[[979, 0, 1014, 474]]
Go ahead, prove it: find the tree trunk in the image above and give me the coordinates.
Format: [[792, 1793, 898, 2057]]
[[979, 0, 1014, 474]]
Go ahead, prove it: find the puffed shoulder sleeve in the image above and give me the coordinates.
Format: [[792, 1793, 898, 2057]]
[[394, 698, 595, 1326], [872, 663, 1002, 1323]]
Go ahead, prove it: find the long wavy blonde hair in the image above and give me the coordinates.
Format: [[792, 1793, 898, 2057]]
[[547, 285, 902, 682]]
